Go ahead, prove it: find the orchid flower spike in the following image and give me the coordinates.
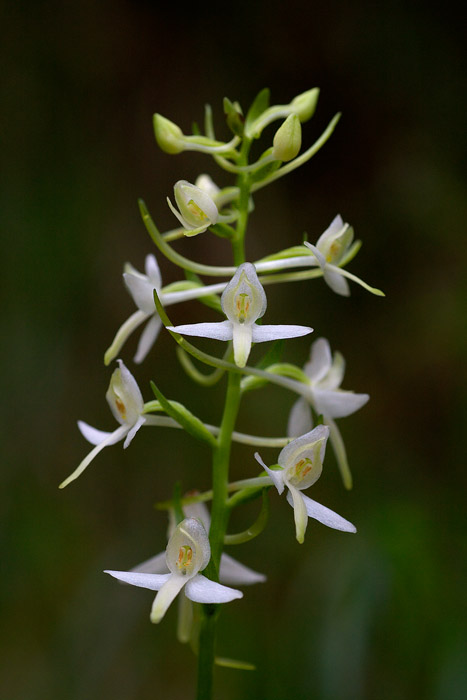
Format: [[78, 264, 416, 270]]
[[168, 262, 313, 368], [255, 426, 356, 543], [132, 499, 266, 587], [167, 180, 219, 236], [60, 360, 149, 488], [304, 215, 355, 296], [105, 518, 243, 624], [287, 337, 369, 489]]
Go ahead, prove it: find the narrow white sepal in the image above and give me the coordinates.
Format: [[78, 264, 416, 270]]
[[130, 552, 168, 575], [167, 320, 233, 341], [304, 242, 326, 268], [123, 415, 146, 449], [134, 315, 162, 364], [124, 272, 157, 314], [185, 574, 243, 603], [104, 310, 149, 366], [252, 324, 313, 342], [326, 416, 353, 490], [289, 492, 357, 533], [219, 553, 266, 585], [104, 570, 171, 591], [59, 425, 129, 488], [254, 452, 285, 494], [305, 337, 333, 383], [312, 388, 369, 419], [288, 485, 308, 543], [77, 421, 122, 446], [287, 398, 313, 438], [323, 268, 351, 296]]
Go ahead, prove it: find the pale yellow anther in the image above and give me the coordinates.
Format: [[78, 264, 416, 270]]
[[177, 545, 194, 575], [235, 293, 251, 323], [187, 200, 208, 222]]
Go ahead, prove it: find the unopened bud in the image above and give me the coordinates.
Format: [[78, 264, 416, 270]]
[[272, 114, 302, 161], [290, 88, 319, 122], [153, 114, 185, 154]]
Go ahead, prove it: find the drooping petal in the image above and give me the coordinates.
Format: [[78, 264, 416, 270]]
[[130, 552, 168, 575], [312, 388, 369, 419], [287, 485, 309, 543], [232, 323, 253, 368], [291, 492, 357, 533], [287, 397, 313, 438], [104, 310, 149, 366], [326, 417, 353, 490], [254, 452, 285, 494], [151, 575, 187, 623], [77, 420, 122, 447], [104, 569, 171, 590], [219, 553, 266, 585], [123, 415, 146, 448], [251, 323, 313, 343], [323, 268, 351, 296], [304, 242, 326, 269], [59, 425, 129, 488], [134, 315, 162, 364], [304, 338, 332, 383], [185, 574, 243, 604], [167, 320, 233, 341]]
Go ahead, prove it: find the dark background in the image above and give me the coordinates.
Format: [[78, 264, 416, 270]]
[[1, 1, 466, 698]]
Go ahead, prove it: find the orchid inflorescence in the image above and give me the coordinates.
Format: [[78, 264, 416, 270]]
[[62, 87, 382, 695]]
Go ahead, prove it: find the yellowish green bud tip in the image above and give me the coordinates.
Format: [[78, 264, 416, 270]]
[[153, 113, 185, 154], [272, 113, 302, 161]]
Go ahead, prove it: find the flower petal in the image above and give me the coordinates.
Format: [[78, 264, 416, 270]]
[[104, 310, 149, 366], [219, 553, 266, 585], [59, 425, 129, 488], [278, 425, 329, 473], [304, 242, 326, 269], [168, 320, 233, 341], [106, 360, 145, 425], [185, 574, 243, 603], [151, 574, 187, 623], [104, 569, 171, 590], [77, 420, 121, 446], [124, 271, 157, 314], [252, 324, 313, 343], [323, 268, 350, 296], [134, 315, 162, 364], [319, 350, 345, 390], [287, 485, 308, 543], [145, 254, 162, 289], [287, 397, 313, 438], [254, 452, 285, 494], [123, 415, 146, 448], [326, 417, 353, 490], [232, 323, 253, 368], [312, 388, 369, 419], [304, 338, 332, 383], [289, 492, 357, 532], [130, 552, 168, 575]]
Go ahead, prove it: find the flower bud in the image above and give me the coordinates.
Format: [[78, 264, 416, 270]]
[[272, 114, 302, 161], [153, 114, 185, 154], [173, 180, 219, 230], [290, 88, 319, 122]]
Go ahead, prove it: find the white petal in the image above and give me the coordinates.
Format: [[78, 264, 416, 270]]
[[278, 425, 329, 472], [326, 417, 353, 490], [287, 398, 313, 438], [77, 421, 120, 446], [104, 569, 171, 590], [106, 360, 145, 425], [124, 272, 157, 314], [151, 575, 187, 623], [123, 415, 146, 449], [221, 263, 267, 324], [312, 388, 369, 419], [254, 452, 285, 494], [304, 338, 332, 383], [292, 492, 357, 533], [219, 553, 266, 585], [252, 324, 313, 343], [319, 351, 345, 390], [134, 315, 162, 364], [59, 425, 129, 488], [145, 254, 162, 288], [303, 242, 326, 268], [168, 320, 233, 341], [104, 310, 150, 366], [323, 268, 350, 296], [130, 552, 168, 575], [185, 574, 243, 603], [183, 501, 211, 530], [288, 485, 308, 543], [232, 323, 253, 368]]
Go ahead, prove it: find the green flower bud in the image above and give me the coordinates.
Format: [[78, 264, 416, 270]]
[[272, 114, 302, 161], [290, 88, 320, 122], [153, 114, 185, 154]]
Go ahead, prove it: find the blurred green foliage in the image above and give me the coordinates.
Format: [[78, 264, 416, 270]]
[[1, 1, 465, 698]]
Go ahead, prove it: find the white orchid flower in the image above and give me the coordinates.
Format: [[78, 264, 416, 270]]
[[304, 215, 355, 296], [168, 262, 313, 368], [105, 518, 243, 624], [167, 180, 219, 235], [254, 427, 356, 543], [60, 360, 160, 489], [132, 499, 266, 586], [105, 254, 229, 366], [287, 337, 369, 489]]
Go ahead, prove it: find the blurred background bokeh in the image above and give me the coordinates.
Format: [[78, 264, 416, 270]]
[[1, 1, 466, 698]]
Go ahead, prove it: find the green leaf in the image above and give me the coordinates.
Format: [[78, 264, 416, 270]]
[[245, 88, 270, 133], [215, 657, 255, 671], [150, 381, 217, 447]]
